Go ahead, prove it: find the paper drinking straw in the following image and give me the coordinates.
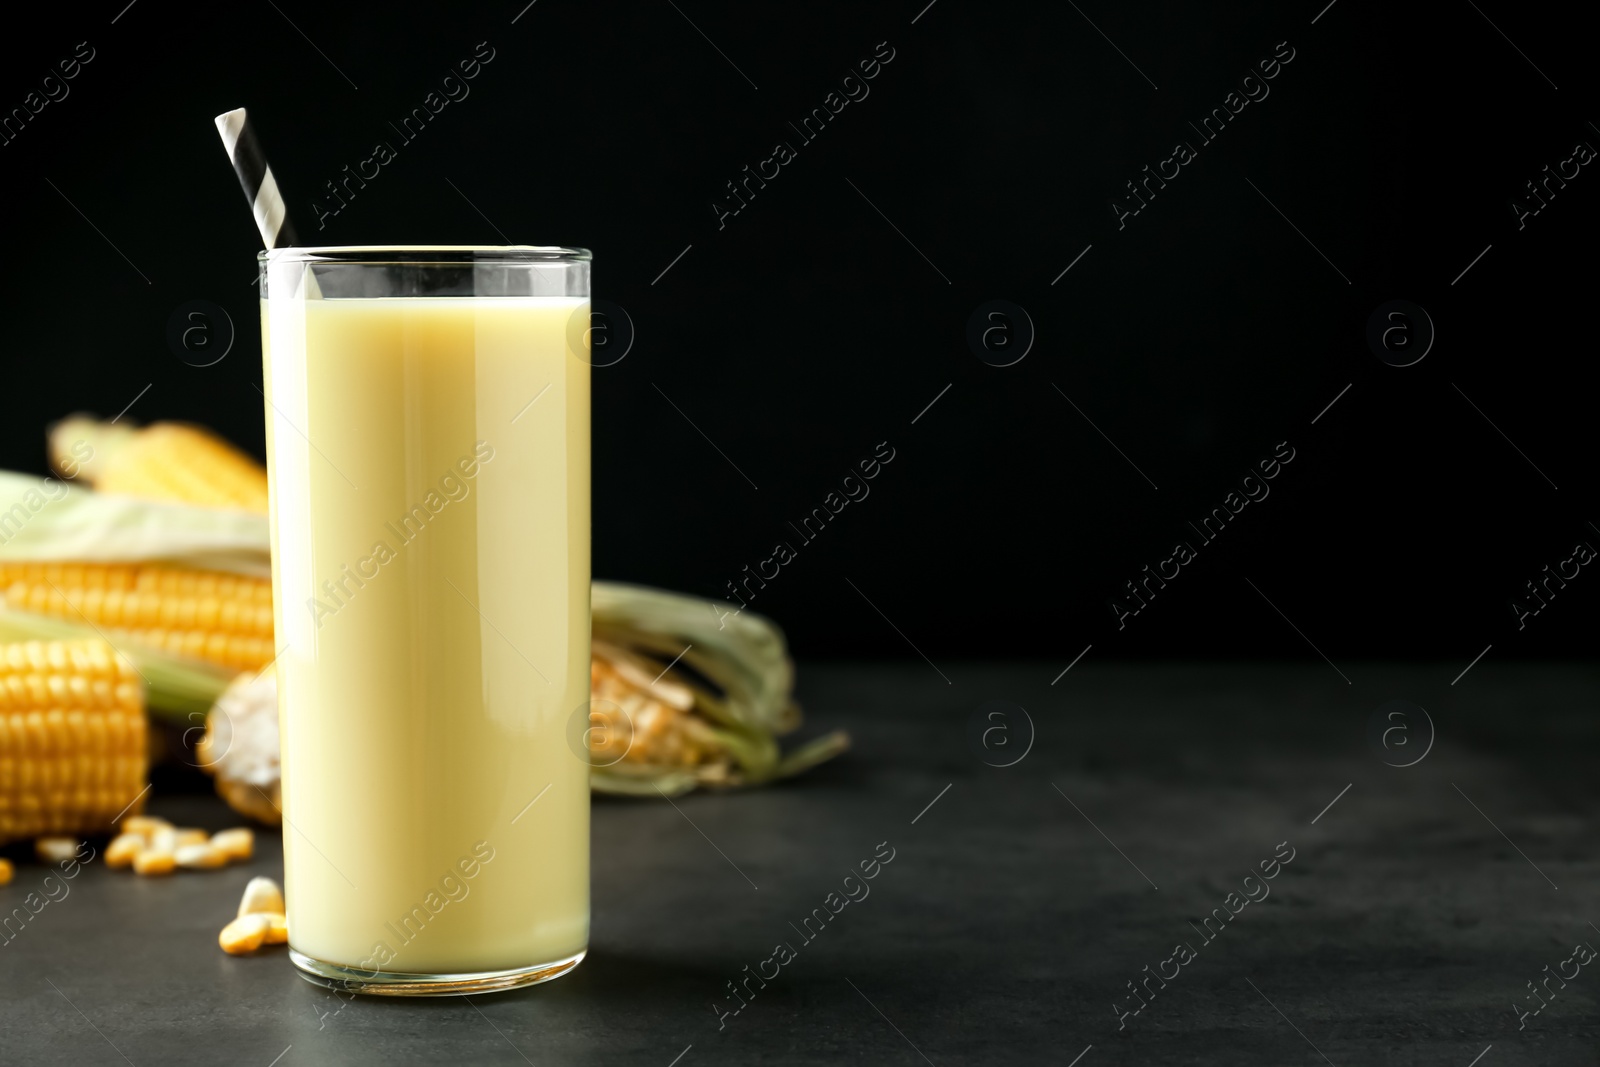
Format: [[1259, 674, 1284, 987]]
[[213, 108, 298, 249]]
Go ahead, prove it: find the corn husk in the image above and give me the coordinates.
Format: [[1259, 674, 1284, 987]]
[[0, 470, 270, 576]]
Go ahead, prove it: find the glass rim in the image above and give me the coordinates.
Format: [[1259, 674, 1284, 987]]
[[257, 245, 591, 265]]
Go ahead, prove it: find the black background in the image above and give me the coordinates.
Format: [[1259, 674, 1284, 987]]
[[1, 0, 1593, 665]]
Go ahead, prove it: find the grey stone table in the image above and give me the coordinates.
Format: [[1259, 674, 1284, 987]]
[[2, 663, 1596, 1066]]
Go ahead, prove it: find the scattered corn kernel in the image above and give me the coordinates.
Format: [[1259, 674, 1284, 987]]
[[219, 913, 271, 955], [173, 828, 209, 848], [175, 843, 228, 870], [122, 815, 172, 840], [265, 913, 289, 945], [211, 828, 254, 862], [238, 876, 285, 918], [35, 837, 80, 864], [133, 848, 176, 876], [0, 858, 12, 885], [149, 827, 178, 854], [106, 833, 143, 868]]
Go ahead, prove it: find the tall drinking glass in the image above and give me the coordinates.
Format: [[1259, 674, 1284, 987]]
[[258, 247, 591, 995]]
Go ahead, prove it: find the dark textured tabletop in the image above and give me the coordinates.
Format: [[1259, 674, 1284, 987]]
[[3, 662, 1596, 1066]]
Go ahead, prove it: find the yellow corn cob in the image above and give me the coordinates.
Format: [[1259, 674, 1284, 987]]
[[0, 562, 275, 672], [51, 418, 268, 513], [100, 423, 268, 512], [0, 638, 148, 845]]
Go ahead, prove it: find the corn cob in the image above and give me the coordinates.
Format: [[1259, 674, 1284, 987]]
[[587, 583, 848, 795], [586, 637, 844, 796], [0, 638, 148, 845], [195, 668, 281, 824], [49, 416, 268, 513], [0, 561, 275, 672], [590, 643, 732, 777]]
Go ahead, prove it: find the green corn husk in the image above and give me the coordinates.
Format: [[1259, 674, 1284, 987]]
[[0, 470, 270, 575]]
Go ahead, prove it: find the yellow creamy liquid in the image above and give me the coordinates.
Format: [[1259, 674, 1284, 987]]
[[261, 295, 590, 975]]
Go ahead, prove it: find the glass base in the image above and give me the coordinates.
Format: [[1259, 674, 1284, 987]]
[[290, 946, 586, 997]]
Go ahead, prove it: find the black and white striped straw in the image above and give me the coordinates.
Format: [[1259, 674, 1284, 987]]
[[213, 108, 298, 249]]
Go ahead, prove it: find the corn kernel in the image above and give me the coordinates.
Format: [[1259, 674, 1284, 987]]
[[211, 827, 253, 862], [35, 836, 78, 864], [173, 828, 209, 848], [219, 913, 271, 955], [0, 857, 12, 885], [265, 913, 289, 945], [0, 561, 274, 673], [106, 832, 142, 868], [175, 843, 227, 869], [238, 875, 285, 917], [122, 815, 172, 840], [133, 848, 175, 876]]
